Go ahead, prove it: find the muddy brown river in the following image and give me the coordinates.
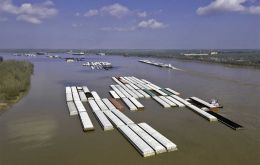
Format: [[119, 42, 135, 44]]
[[0, 53, 259, 165]]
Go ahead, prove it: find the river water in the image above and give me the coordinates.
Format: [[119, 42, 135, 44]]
[[0, 53, 259, 165]]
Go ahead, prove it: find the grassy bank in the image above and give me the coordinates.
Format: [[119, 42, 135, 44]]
[[101, 50, 260, 68], [0, 60, 34, 110]]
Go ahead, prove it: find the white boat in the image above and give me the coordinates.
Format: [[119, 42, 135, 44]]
[[97, 53, 106, 56], [72, 52, 85, 55], [66, 59, 75, 63], [67, 50, 85, 55]]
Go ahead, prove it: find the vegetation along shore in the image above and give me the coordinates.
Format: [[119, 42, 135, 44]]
[[0, 60, 34, 110]]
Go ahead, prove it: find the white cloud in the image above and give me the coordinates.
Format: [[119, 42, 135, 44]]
[[0, 0, 58, 24], [100, 19, 166, 31], [197, 0, 260, 15], [100, 27, 112, 31], [75, 12, 80, 16], [42, 0, 54, 6], [17, 14, 41, 24], [84, 9, 99, 17], [84, 3, 130, 18], [72, 23, 83, 28], [137, 11, 147, 18], [100, 26, 135, 32], [84, 3, 149, 18], [137, 19, 166, 29], [100, 3, 129, 18], [248, 5, 260, 14], [0, 0, 19, 14]]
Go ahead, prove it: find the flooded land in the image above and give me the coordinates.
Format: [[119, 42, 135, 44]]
[[0, 52, 260, 165]]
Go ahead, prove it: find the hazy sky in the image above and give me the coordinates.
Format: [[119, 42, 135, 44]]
[[0, 0, 260, 49]]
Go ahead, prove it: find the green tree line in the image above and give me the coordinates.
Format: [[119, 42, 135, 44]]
[[0, 60, 34, 101]]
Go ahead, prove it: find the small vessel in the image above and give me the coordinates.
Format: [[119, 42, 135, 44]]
[[13, 53, 21, 56], [82, 62, 90, 66], [47, 55, 60, 59], [66, 58, 75, 62], [97, 53, 106, 56], [36, 52, 47, 55], [72, 51, 85, 55], [24, 53, 36, 57], [67, 50, 85, 55], [82, 61, 112, 70], [210, 51, 218, 55], [183, 53, 209, 56], [210, 99, 223, 108]]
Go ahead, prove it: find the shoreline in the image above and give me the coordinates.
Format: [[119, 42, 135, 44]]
[[0, 60, 33, 112], [109, 53, 260, 69], [0, 90, 29, 111], [1, 49, 259, 69]]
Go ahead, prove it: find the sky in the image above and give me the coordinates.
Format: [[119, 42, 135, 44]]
[[0, 0, 260, 49]]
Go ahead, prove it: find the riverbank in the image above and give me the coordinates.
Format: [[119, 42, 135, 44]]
[[102, 50, 260, 69], [0, 49, 259, 68], [0, 60, 34, 110]]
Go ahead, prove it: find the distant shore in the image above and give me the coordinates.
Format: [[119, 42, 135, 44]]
[[130, 53, 260, 69], [1, 49, 260, 68], [102, 50, 260, 69]]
